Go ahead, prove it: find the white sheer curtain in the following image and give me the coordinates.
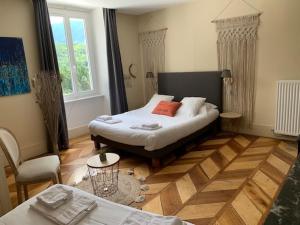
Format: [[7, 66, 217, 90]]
[[139, 29, 167, 101], [214, 14, 260, 127]]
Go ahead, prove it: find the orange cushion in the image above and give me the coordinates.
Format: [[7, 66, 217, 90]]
[[152, 101, 182, 117]]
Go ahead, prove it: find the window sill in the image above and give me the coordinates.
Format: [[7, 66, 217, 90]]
[[64, 94, 104, 104]]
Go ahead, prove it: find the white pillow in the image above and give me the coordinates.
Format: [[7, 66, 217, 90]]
[[198, 103, 218, 115], [205, 102, 218, 110], [143, 94, 174, 111], [176, 97, 206, 117], [199, 104, 208, 115]]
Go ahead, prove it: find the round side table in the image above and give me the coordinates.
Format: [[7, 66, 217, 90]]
[[220, 112, 242, 131], [87, 153, 120, 197]]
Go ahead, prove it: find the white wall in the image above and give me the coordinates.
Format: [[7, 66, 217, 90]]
[[65, 96, 108, 138], [0, 0, 48, 159], [137, 0, 300, 137], [117, 13, 145, 109]]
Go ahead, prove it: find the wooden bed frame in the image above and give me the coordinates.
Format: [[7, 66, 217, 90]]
[[92, 71, 224, 167]]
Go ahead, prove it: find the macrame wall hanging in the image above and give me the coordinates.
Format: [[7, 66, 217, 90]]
[[139, 28, 167, 101], [212, 0, 261, 128]]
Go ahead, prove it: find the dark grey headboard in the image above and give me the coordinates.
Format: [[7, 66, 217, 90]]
[[158, 71, 223, 111]]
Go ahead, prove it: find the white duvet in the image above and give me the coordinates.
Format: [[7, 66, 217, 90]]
[[89, 107, 219, 151], [0, 185, 192, 225]]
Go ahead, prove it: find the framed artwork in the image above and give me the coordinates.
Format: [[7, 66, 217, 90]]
[[0, 37, 31, 96]]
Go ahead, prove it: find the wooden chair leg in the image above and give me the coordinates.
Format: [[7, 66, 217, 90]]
[[16, 183, 23, 204], [23, 184, 29, 200], [58, 170, 63, 184]]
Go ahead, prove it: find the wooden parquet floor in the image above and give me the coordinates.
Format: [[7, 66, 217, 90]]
[[6, 133, 298, 225]]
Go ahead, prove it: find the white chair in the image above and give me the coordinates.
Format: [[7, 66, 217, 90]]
[[0, 128, 62, 204]]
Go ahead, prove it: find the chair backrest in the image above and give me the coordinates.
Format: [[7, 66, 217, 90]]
[[0, 128, 22, 175]]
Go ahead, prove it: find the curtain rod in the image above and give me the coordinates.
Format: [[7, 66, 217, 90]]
[[139, 28, 168, 35]]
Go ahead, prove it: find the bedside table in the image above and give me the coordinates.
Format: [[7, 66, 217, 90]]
[[220, 112, 242, 131]]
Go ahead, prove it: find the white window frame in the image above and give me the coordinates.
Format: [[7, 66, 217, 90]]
[[49, 7, 99, 102]]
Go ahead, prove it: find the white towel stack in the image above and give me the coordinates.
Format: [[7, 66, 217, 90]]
[[31, 186, 97, 225], [37, 186, 73, 209], [122, 211, 183, 225], [130, 123, 161, 130], [95, 115, 122, 124], [142, 123, 160, 129], [96, 115, 113, 121]]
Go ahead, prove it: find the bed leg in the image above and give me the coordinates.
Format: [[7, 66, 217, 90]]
[[152, 158, 161, 168], [94, 141, 101, 150], [216, 118, 221, 133]]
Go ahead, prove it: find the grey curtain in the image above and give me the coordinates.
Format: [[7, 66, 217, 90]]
[[32, 0, 69, 150], [103, 8, 128, 115]]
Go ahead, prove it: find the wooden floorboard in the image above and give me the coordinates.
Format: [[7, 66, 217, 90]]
[[5, 133, 297, 225]]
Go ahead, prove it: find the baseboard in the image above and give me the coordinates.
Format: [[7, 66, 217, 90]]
[[236, 124, 296, 141], [68, 125, 89, 139], [237, 124, 275, 138]]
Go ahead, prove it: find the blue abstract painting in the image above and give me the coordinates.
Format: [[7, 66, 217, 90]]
[[0, 37, 30, 96]]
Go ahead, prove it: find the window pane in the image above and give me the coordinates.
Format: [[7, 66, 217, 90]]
[[50, 16, 73, 95], [70, 18, 92, 92]]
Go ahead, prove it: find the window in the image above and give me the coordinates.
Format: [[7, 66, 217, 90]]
[[50, 9, 97, 101]]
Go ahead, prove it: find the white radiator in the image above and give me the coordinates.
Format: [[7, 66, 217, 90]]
[[274, 80, 300, 136]]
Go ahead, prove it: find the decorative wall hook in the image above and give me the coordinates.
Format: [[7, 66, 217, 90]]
[[128, 64, 137, 79]]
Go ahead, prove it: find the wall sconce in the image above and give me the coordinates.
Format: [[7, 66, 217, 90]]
[[146, 71, 154, 79], [221, 69, 231, 78], [146, 71, 157, 91], [221, 69, 233, 84]]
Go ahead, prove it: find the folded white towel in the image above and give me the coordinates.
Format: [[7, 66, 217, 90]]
[[31, 194, 97, 225], [96, 115, 112, 121], [37, 186, 73, 209], [150, 216, 183, 225], [96, 119, 122, 124], [122, 211, 183, 225], [142, 123, 160, 129], [130, 125, 162, 130]]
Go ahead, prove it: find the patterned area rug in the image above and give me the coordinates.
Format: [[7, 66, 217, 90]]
[[74, 173, 141, 206]]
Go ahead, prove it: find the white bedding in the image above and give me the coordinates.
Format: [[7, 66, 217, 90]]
[[0, 185, 192, 225], [89, 107, 219, 151]]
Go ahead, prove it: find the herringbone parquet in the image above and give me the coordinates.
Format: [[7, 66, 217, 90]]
[[5, 133, 297, 225]]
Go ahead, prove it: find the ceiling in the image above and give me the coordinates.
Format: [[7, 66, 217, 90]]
[[47, 0, 194, 15]]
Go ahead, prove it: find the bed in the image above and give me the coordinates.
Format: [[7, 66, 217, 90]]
[[0, 184, 192, 225], [90, 71, 223, 167]]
